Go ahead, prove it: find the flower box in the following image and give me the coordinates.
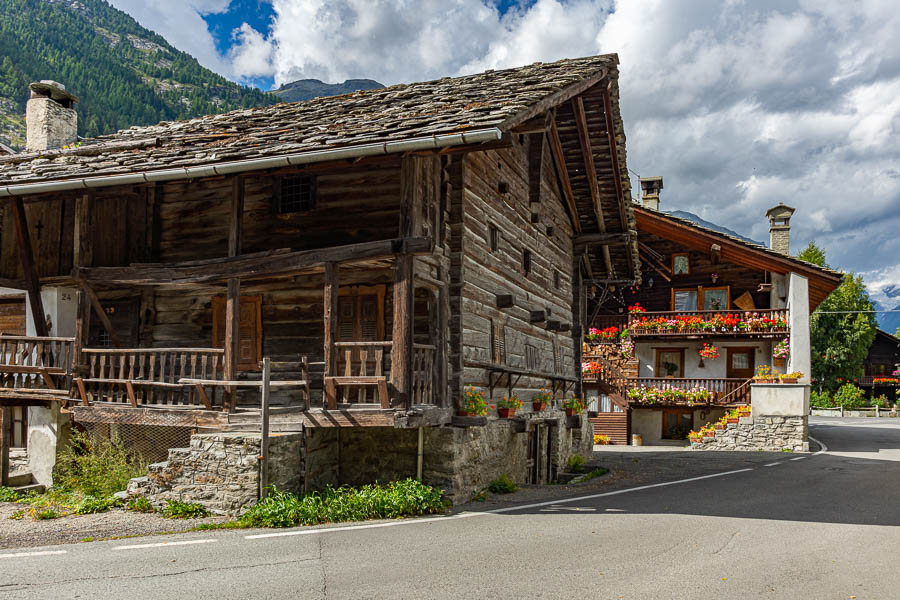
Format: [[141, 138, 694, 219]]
[[779, 378, 798, 384], [498, 408, 516, 419], [565, 408, 578, 417], [714, 422, 726, 430], [457, 410, 475, 417], [532, 402, 548, 412], [726, 417, 739, 424]]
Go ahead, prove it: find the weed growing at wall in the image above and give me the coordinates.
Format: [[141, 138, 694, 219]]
[[54, 432, 147, 498], [161, 500, 211, 519], [487, 474, 517, 494]]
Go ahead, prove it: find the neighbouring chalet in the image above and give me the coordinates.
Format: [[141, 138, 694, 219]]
[[0, 57, 635, 506], [585, 184, 843, 447], [859, 329, 900, 402]]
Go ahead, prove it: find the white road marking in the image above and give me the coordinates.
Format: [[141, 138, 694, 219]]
[[114, 539, 217, 550], [808, 434, 828, 454], [244, 467, 755, 540], [764, 462, 782, 467], [790, 457, 806, 461], [0, 550, 67, 559]]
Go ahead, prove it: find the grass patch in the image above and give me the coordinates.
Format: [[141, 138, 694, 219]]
[[0, 486, 20, 502], [781, 448, 794, 453], [240, 479, 446, 528], [161, 500, 211, 519], [487, 474, 517, 494], [191, 520, 247, 531], [579, 468, 609, 482], [126, 496, 154, 513], [81, 537, 94, 543]]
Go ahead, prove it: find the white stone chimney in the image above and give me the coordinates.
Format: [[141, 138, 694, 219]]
[[26, 81, 78, 152], [640, 176, 663, 211], [766, 203, 795, 255]]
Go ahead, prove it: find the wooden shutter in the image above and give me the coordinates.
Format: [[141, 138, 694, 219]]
[[0, 298, 26, 335], [213, 295, 262, 371]]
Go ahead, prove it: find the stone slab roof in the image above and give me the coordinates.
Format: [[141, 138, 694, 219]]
[[0, 55, 619, 185]]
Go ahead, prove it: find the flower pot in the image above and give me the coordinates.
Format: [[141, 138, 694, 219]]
[[497, 408, 515, 418], [774, 357, 785, 367], [726, 417, 739, 424], [689, 436, 702, 443], [754, 378, 776, 384], [780, 378, 798, 384], [532, 402, 548, 412], [715, 423, 725, 430], [565, 408, 578, 417], [457, 410, 475, 417]]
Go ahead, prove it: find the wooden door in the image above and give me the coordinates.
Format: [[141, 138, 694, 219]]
[[88, 297, 140, 348], [212, 295, 262, 371], [727, 348, 755, 379], [336, 287, 385, 401]]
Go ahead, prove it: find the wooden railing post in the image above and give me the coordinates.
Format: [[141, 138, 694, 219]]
[[9, 197, 49, 337], [259, 356, 270, 500]]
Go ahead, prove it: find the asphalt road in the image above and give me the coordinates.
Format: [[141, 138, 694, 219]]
[[2, 417, 899, 599]]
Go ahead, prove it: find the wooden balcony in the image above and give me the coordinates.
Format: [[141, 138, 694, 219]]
[[593, 308, 789, 340], [858, 376, 900, 387], [0, 335, 75, 403], [622, 377, 751, 406]]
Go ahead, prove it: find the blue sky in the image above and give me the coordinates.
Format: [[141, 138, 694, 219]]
[[107, 0, 900, 313]]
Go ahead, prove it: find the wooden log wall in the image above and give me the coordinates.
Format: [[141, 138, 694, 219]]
[[618, 231, 773, 314], [456, 134, 577, 403]]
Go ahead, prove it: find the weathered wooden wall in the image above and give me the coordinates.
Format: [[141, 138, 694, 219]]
[[454, 134, 577, 405]]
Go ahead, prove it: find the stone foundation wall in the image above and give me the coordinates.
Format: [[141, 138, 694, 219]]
[[125, 432, 303, 515], [692, 416, 808, 452], [9, 448, 28, 473]]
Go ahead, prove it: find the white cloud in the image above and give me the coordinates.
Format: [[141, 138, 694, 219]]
[[109, 0, 900, 298]]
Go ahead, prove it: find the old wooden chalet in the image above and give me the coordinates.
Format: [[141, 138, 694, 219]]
[[0, 56, 637, 502], [585, 185, 842, 446]]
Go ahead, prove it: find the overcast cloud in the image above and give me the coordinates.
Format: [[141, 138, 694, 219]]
[[109, 0, 900, 308]]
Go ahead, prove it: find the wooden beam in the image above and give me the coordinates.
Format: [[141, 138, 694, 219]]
[[9, 197, 49, 337], [600, 79, 635, 279], [73, 289, 90, 367], [527, 133, 544, 222], [73, 193, 93, 269], [572, 96, 615, 277], [638, 250, 672, 283], [574, 232, 630, 247], [76, 278, 123, 349], [547, 113, 581, 234], [71, 405, 228, 428], [391, 254, 413, 408], [224, 176, 244, 412], [76, 237, 434, 286]]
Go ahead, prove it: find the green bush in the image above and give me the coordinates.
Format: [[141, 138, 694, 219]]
[[833, 383, 866, 409], [871, 395, 890, 409], [54, 432, 147, 498], [240, 479, 446, 529], [810, 390, 834, 408], [161, 499, 211, 519], [487, 474, 518, 494], [568, 454, 587, 474]]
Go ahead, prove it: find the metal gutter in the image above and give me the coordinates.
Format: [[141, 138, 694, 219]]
[[0, 128, 503, 198]]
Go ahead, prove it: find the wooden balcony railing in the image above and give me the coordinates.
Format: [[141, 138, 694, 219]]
[[592, 309, 789, 338], [78, 348, 225, 408], [0, 335, 75, 392], [624, 377, 751, 405], [859, 376, 900, 387], [626, 308, 789, 337], [328, 341, 392, 408]]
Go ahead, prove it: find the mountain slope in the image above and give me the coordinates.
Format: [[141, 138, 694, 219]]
[[0, 0, 276, 149], [667, 210, 763, 246], [271, 78, 384, 103]]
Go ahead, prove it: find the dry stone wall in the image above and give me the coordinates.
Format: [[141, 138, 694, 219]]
[[692, 416, 808, 452], [124, 432, 303, 515]]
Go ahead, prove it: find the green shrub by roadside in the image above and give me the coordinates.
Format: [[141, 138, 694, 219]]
[[487, 474, 517, 494], [54, 431, 147, 498], [871, 395, 890, 409], [810, 390, 833, 408], [0, 486, 20, 502], [161, 499, 211, 519], [240, 479, 446, 528], [74, 495, 121, 515], [833, 383, 866, 409], [126, 496, 153, 513]]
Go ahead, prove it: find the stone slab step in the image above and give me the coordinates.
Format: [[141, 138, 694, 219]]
[[6, 472, 34, 487], [13, 483, 45, 495]]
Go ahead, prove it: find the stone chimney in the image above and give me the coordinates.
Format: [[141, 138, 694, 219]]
[[26, 81, 78, 152], [766, 203, 795, 255], [640, 176, 663, 211]]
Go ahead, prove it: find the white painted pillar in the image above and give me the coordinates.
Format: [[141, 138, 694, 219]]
[[24, 287, 78, 337], [787, 273, 811, 383]]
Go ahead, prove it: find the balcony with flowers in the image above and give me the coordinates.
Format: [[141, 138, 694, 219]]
[[622, 303, 789, 340]]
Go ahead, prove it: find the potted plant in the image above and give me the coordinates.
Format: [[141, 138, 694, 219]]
[[701, 425, 716, 438], [459, 385, 490, 417], [779, 371, 803, 384], [594, 434, 611, 445], [563, 394, 585, 417], [497, 395, 522, 418], [582, 360, 602, 378], [698, 343, 719, 368], [726, 408, 740, 424], [532, 388, 552, 412], [688, 430, 702, 443], [737, 404, 751, 417], [773, 338, 789, 367], [753, 364, 776, 383]]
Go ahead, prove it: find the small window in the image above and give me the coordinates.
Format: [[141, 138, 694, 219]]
[[523, 248, 532, 276], [277, 175, 316, 214], [525, 344, 539, 371], [554, 270, 561, 289], [672, 253, 690, 275], [489, 224, 499, 252]]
